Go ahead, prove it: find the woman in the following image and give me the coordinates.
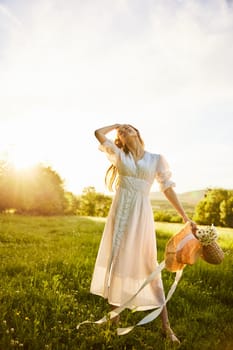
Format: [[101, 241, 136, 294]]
[[90, 123, 196, 343]]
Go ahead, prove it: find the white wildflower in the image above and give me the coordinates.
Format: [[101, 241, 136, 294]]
[[196, 224, 218, 246]]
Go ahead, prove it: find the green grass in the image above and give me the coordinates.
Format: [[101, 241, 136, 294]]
[[0, 215, 232, 350]]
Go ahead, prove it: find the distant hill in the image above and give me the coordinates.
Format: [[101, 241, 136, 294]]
[[150, 189, 205, 206], [150, 189, 206, 215]]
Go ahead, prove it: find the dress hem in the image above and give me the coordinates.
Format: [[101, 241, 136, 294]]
[[90, 291, 164, 311]]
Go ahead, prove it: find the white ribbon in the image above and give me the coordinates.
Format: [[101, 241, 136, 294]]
[[117, 268, 183, 335], [77, 261, 184, 335]]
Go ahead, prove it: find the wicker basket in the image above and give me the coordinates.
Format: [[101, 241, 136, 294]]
[[201, 241, 224, 265]]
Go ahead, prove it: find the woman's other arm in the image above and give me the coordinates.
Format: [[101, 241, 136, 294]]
[[163, 187, 196, 232]]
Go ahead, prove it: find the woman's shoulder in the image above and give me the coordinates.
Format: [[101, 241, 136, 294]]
[[145, 150, 160, 160]]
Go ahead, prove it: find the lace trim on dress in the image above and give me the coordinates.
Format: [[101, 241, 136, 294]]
[[105, 180, 136, 289]]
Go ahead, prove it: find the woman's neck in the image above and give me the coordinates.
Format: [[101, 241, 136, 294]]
[[127, 140, 144, 161]]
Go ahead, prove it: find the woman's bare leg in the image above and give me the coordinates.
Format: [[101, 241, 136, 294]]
[[110, 304, 120, 324], [160, 306, 180, 344]]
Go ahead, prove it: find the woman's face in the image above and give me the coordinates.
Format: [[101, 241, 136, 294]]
[[117, 125, 138, 144]]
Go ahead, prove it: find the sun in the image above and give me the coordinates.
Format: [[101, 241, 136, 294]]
[[7, 144, 39, 170]]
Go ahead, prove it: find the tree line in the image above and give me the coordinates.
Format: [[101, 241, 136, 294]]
[[0, 161, 232, 227], [0, 161, 111, 216], [153, 188, 233, 228]]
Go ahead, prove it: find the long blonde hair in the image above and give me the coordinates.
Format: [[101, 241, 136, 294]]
[[105, 125, 144, 191]]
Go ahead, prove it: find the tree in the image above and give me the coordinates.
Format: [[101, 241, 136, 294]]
[[0, 160, 16, 211], [194, 188, 233, 227], [220, 194, 233, 227], [64, 191, 80, 215], [95, 193, 112, 217], [0, 162, 67, 215], [78, 186, 97, 216], [15, 165, 66, 215], [77, 186, 112, 217]]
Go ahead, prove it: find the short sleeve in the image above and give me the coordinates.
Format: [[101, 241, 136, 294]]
[[98, 139, 121, 166], [155, 154, 176, 192]]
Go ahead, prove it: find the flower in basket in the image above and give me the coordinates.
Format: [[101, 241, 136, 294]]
[[195, 224, 218, 245], [195, 224, 224, 265]]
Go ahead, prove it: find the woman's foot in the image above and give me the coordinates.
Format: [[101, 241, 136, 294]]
[[162, 326, 180, 344]]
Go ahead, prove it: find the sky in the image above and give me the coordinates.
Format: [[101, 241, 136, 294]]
[[0, 0, 233, 195]]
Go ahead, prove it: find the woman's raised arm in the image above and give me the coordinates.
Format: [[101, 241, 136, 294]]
[[94, 124, 121, 144]]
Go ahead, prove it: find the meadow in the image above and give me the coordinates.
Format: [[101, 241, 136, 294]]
[[0, 215, 232, 350]]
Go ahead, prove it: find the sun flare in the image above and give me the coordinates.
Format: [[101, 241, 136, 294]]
[[7, 144, 39, 170]]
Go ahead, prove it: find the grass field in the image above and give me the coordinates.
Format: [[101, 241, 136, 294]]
[[0, 215, 232, 350]]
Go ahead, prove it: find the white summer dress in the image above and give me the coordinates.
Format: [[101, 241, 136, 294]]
[[90, 139, 175, 311]]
